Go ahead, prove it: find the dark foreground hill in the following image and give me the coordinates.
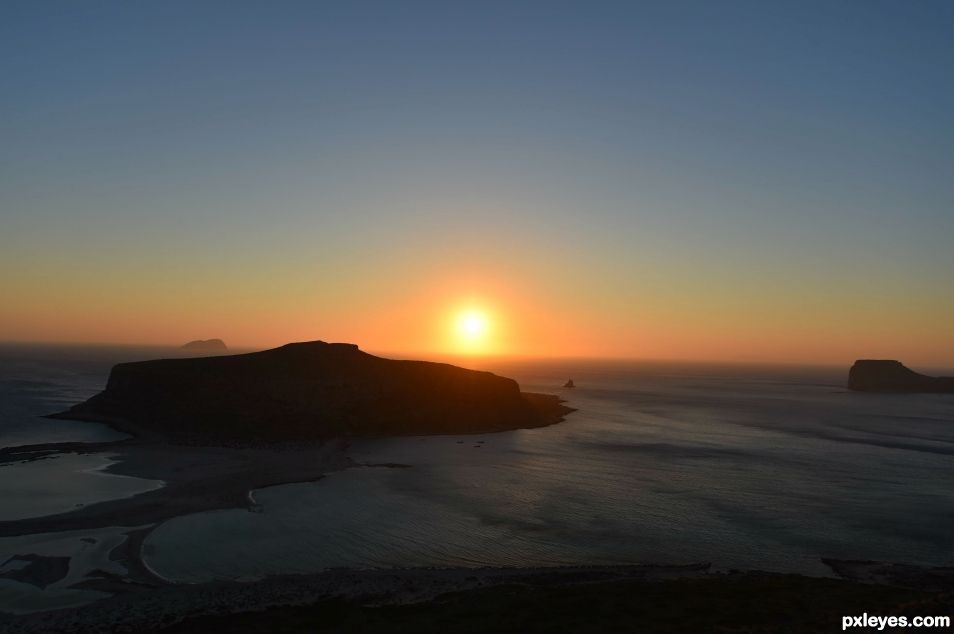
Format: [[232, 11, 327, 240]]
[[148, 574, 948, 634], [849, 360, 954, 393], [50, 341, 571, 445]]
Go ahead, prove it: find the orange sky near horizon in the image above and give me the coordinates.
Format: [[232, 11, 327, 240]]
[[2, 254, 953, 368]]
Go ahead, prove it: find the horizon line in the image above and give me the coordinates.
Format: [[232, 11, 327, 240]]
[[3, 337, 952, 371]]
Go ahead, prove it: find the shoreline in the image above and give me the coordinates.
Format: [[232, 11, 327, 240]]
[[0, 438, 353, 539]]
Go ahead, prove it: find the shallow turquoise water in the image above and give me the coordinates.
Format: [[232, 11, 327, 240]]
[[0, 452, 163, 521]]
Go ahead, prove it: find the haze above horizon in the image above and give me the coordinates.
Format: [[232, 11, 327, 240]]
[[2, 1, 952, 366]]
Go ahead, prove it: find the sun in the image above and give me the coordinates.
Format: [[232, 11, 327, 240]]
[[457, 310, 488, 341], [446, 302, 498, 355]]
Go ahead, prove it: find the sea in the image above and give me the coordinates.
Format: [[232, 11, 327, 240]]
[[2, 343, 954, 595]]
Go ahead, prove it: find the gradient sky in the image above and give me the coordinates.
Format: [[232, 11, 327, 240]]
[[2, 1, 953, 364]]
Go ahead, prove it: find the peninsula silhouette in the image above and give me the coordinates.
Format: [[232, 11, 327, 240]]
[[50, 341, 571, 445]]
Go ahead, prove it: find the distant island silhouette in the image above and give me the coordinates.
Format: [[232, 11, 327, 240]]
[[848, 360, 954, 393], [181, 338, 228, 352], [50, 341, 572, 445]]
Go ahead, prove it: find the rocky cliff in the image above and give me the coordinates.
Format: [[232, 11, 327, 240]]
[[51, 341, 572, 445], [848, 360, 954, 393]]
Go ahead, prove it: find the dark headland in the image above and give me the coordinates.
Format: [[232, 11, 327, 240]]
[[848, 360, 954, 393], [50, 341, 572, 445], [180, 338, 228, 352]]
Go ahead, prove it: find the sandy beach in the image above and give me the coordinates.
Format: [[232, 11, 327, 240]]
[[0, 439, 352, 537]]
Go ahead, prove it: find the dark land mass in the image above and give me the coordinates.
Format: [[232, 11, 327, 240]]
[[849, 360, 954, 393], [49, 341, 573, 445], [152, 575, 950, 634], [180, 338, 228, 352], [3, 562, 954, 634]]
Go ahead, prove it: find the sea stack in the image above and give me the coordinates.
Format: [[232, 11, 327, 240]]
[[51, 341, 572, 445], [848, 360, 954, 393]]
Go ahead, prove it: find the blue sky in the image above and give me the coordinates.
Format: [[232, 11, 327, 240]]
[[2, 1, 953, 362]]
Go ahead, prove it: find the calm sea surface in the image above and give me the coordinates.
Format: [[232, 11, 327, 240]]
[[2, 345, 954, 584]]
